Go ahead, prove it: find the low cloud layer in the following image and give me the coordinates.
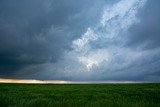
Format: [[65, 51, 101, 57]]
[[0, 0, 160, 82]]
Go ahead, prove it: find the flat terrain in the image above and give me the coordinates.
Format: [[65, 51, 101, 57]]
[[0, 83, 160, 107]]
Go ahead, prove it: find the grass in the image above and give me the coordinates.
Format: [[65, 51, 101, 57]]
[[0, 83, 160, 107]]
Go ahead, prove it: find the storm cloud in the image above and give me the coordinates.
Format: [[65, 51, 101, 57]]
[[0, 0, 160, 82]]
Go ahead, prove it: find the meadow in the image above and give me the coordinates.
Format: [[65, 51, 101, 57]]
[[0, 83, 160, 107]]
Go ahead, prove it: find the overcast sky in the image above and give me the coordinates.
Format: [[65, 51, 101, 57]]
[[0, 0, 160, 82]]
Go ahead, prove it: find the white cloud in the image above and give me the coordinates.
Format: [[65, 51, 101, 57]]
[[70, 0, 147, 71], [72, 28, 97, 52], [78, 49, 109, 70]]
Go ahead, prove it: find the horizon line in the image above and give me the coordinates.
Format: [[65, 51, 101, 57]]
[[0, 78, 157, 84]]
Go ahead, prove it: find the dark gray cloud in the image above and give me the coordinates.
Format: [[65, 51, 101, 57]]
[[0, 0, 109, 77], [0, 0, 160, 82]]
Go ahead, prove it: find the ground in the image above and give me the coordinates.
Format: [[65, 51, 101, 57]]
[[0, 83, 160, 107]]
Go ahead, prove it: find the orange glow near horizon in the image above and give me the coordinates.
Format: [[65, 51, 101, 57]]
[[0, 78, 70, 84], [0, 78, 149, 84]]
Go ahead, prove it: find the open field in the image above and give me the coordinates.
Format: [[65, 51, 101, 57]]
[[0, 83, 160, 107]]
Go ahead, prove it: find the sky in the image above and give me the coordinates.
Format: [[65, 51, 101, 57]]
[[0, 0, 160, 82]]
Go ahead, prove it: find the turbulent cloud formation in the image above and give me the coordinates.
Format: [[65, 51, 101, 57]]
[[72, 0, 147, 70], [0, 0, 160, 82]]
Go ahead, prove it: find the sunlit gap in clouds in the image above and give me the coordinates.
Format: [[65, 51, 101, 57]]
[[0, 78, 151, 84], [0, 78, 69, 84]]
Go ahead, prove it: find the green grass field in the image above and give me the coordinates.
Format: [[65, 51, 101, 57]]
[[0, 83, 160, 107]]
